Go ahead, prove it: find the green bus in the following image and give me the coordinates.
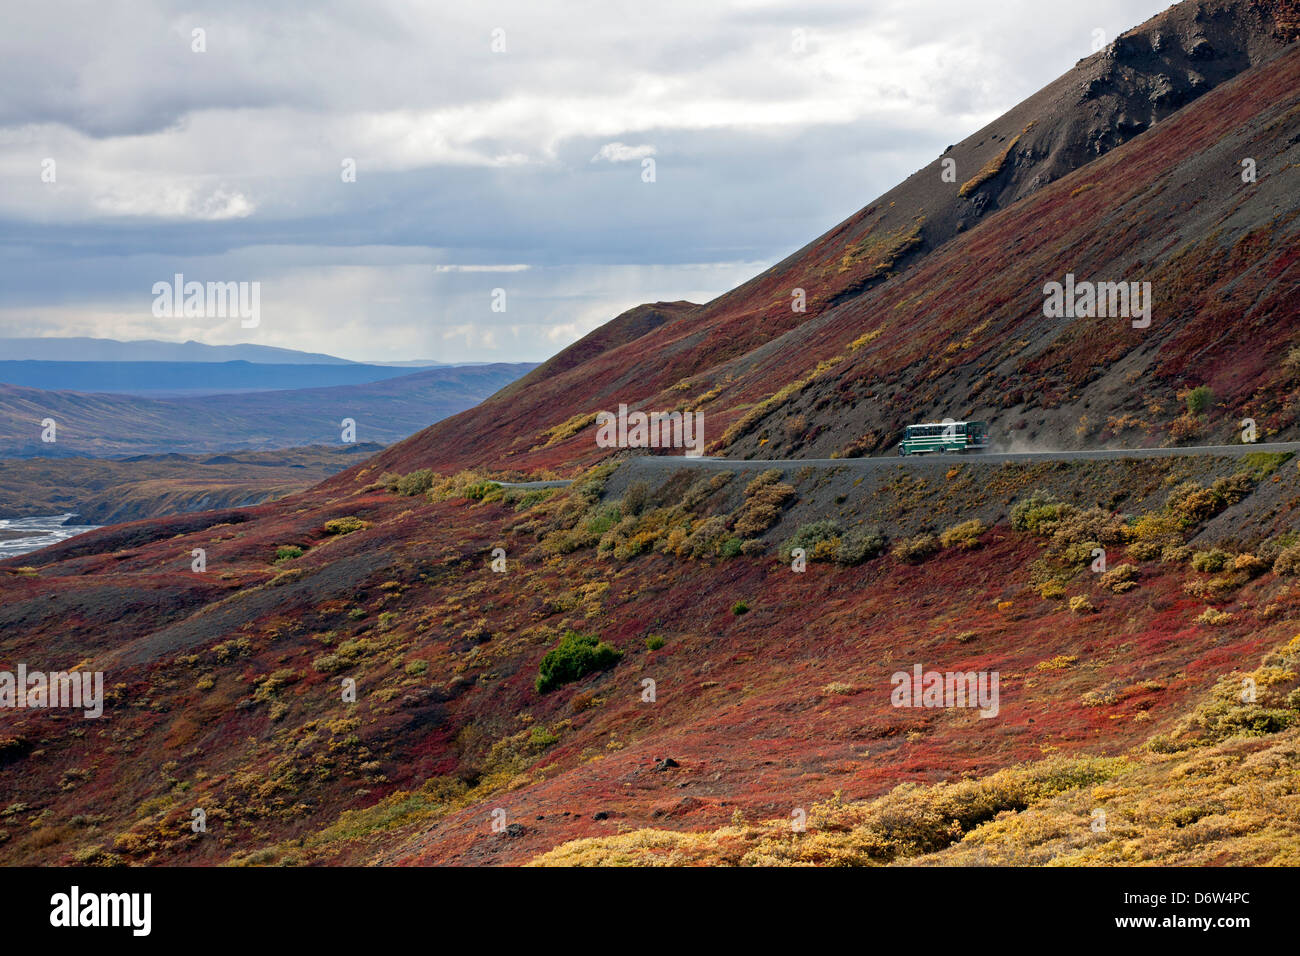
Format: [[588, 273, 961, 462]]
[[898, 420, 990, 456]]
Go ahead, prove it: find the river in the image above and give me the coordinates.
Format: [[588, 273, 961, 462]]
[[0, 514, 102, 560]]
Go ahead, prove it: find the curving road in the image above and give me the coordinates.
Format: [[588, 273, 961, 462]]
[[487, 479, 573, 488], [642, 440, 1300, 469], [495, 441, 1300, 487]]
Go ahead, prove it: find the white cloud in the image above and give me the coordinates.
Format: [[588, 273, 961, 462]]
[[0, 248, 768, 363], [591, 142, 657, 163], [431, 264, 531, 273], [91, 184, 254, 220]]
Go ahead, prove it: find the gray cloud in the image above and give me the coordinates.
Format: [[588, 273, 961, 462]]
[[0, 0, 1170, 362]]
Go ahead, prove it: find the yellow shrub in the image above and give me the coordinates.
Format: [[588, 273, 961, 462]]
[[940, 518, 986, 550], [1036, 655, 1078, 671], [1195, 607, 1232, 626], [1127, 511, 1182, 543], [1037, 580, 1066, 600]]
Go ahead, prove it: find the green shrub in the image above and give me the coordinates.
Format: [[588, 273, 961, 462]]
[[645, 635, 666, 651], [1058, 539, 1103, 569], [506, 487, 557, 511], [719, 537, 743, 559], [463, 480, 503, 502], [1127, 539, 1161, 561], [1010, 489, 1070, 536], [892, 533, 939, 564], [679, 515, 731, 559], [622, 480, 650, 517], [1166, 475, 1252, 525], [212, 637, 252, 662], [1037, 579, 1066, 600], [1195, 607, 1231, 626], [680, 473, 732, 510], [779, 520, 841, 563], [312, 653, 345, 674], [583, 504, 622, 538], [1201, 706, 1293, 736], [1127, 510, 1183, 546], [1287, 346, 1300, 375], [535, 631, 623, 693], [1185, 385, 1213, 416], [1258, 532, 1299, 563], [837, 526, 886, 565], [732, 600, 750, 616], [602, 511, 662, 560], [529, 725, 560, 748], [395, 469, 434, 496], [1240, 451, 1292, 478], [1190, 548, 1230, 573], [273, 545, 304, 563]]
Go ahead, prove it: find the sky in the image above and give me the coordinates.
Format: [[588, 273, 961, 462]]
[[0, 0, 1174, 364]]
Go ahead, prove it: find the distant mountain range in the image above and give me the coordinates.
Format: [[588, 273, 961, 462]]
[[0, 360, 443, 396], [0, 337, 365, 364], [0, 338, 521, 395], [0, 336, 465, 367], [0, 362, 535, 457]]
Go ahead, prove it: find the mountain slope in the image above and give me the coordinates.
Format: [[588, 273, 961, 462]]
[[344, 0, 1299, 481]]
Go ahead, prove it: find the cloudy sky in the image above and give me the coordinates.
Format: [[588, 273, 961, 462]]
[[0, 0, 1172, 363]]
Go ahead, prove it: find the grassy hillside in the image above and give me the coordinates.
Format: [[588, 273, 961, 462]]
[[2, 447, 1299, 865]]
